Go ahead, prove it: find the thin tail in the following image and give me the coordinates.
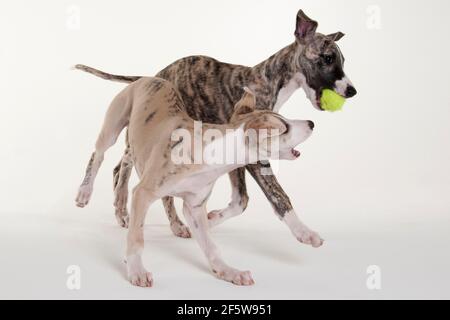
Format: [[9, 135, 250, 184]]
[[73, 64, 142, 83]]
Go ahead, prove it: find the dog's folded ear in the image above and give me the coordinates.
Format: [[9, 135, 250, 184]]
[[327, 32, 345, 42], [295, 10, 318, 42], [233, 87, 256, 116], [246, 115, 287, 137]]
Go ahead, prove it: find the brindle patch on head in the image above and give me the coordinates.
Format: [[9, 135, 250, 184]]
[[299, 33, 346, 97]]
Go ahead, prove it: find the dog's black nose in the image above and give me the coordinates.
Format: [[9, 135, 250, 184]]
[[345, 86, 357, 98], [307, 120, 315, 130]]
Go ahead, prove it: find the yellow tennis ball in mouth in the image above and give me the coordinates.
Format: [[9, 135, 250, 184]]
[[320, 89, 346, 112]]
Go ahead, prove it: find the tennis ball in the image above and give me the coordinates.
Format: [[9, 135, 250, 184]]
[[320, 89, 346, 112]]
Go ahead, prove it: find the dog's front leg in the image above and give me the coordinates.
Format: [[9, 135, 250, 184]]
[[207, 168, 249, 227], [246, 161, 323, 248], [183, 195, 254, 286], [126, 185, 155, 287]]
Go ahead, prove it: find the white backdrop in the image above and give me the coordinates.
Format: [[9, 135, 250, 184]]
[[1, 0, 450, 299]]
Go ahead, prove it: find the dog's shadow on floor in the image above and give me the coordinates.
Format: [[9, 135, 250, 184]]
[[155, 224, 303, 269], [90, 223, 303, 282], [212, 227, 304, 265], [149, 230, 210, 274]]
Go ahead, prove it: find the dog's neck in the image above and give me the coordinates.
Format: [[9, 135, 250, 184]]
[[247, 42, 306, 112]]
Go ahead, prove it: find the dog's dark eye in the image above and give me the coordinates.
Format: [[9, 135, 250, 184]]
[[322, 54, 334, 65]]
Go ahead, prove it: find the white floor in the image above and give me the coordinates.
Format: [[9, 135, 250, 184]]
[[1, 209, 449, 300]]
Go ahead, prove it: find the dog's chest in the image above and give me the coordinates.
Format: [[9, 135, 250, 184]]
[[169, 166, 236, 197], [272, 73, 303, 112]]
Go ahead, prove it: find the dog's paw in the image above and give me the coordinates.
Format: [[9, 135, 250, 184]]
[[115, 209, 129, 228], [126, 255, 153, 287], [128, 270, 153, 288], [293, 227, 324, 248], [213, 268, 255, 286], [170, 222, 191, 238], [75, 185, 92, 207]]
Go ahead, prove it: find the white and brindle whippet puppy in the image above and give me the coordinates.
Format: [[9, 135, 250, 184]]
[[76, 77, 318, 286]]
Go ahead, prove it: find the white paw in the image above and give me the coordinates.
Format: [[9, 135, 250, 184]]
[[212, 267, 255, 286], [293, 227, 324, 248], [75, 185, 92, 207], [128, 270, 153, 287], [126, 256, 153, 287], [170, 222, 191, 238], [115, 209, 129, 228]]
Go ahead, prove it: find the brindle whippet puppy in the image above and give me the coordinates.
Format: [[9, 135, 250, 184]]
[[75, 9, 356, 246], [76, 77, 317, 286]]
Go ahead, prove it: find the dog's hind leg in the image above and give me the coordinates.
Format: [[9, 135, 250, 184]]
[[207, 168, 249, 227], [113, 147, 133, 228], [113, 159, 192, 235], [162, 197, 191, 238], [76, 92, 131, 208], [126, 183, 156, 287]]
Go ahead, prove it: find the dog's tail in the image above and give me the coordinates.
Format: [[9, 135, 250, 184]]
[[73, 64, 142, 83]]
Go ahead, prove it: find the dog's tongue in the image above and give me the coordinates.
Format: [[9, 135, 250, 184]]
[[291, 148, 301, 158]]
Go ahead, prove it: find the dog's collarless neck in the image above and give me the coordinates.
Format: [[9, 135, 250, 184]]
[[249, 42, 303, 111]]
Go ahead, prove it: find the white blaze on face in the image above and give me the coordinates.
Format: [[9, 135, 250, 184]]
[[334, 76, 353, 97]]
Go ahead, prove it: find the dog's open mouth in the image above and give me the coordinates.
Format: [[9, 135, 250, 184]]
[[291, 148, 301, 158]]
